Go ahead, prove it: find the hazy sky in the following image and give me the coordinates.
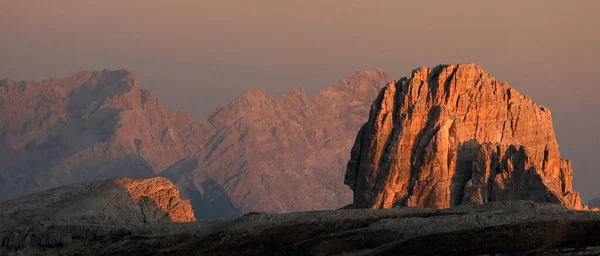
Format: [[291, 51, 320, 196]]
[[1, 1, 599, 200]]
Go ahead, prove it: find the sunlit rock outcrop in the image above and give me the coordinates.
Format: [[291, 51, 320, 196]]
[[345, 64, 586, 210]]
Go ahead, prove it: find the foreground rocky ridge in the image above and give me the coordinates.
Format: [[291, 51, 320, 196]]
[[0, 177, 195, 226], [2, 200, 600, 255], [346, 64, 586, 210], [0, 69, 389, 217]]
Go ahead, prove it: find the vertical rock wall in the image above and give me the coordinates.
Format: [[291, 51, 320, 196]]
[[345, 64, 586, 210]]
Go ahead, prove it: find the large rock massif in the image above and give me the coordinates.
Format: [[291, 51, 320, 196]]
[[345, 64, 586, 210], [0, 69, 389, 218]]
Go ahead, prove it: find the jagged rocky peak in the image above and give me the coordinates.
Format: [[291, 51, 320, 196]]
[[340, 68, 388, 91], [232, 88, 271, 107], [0, 67, 388, 218], [0, 69, 195, 201], [314, 69, 389, 101], [278, 87, 309, 104], [345, 63, 587, 210]]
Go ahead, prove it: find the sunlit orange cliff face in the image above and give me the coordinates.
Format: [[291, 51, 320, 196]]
[[346, 64, 587, 210]]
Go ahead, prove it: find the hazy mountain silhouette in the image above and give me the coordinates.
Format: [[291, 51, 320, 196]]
[[0, 69, 389, 218]]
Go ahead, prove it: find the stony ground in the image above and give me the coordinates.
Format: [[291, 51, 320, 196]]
[[2, 200, 600, 255]]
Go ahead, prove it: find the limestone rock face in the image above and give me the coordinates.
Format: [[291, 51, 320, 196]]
[[345, 64, 586, 210], [112, 177, 196, 222], [0, 177, 195, 225]]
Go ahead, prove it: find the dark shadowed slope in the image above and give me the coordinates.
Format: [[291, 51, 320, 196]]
[[2, 200, 600, 255]]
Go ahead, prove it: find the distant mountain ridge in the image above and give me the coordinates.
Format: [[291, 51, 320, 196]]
[[0, 69, 390, 218]]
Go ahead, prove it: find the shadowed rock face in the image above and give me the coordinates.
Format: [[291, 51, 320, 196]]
[[0, 177, 195, 225], [0, 68, 389, 217], [345, 64, 586, 210], [0, 70, 191, 201]]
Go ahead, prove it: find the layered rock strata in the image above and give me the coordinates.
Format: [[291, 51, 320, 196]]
[[345, 64, 586, 210]]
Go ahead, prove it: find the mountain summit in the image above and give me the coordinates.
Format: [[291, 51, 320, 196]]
[[0, 70, 194, 200], [345, 64, 586, 210]]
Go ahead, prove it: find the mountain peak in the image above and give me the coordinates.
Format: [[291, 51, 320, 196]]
[[86, 69, 137, 88], [240, 88, 270, 100], [341, 69, 390, 91], [409, 63, 487, 82], [346, 63, 586, 210], [281, 86, 307, 97], [310, 69, 391, 108], [350, 68, 387, 77], [277, 86, 308, 103], [222, 88, 272, 111]]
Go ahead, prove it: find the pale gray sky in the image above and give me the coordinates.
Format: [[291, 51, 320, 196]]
[[1, 0, 599, 200]]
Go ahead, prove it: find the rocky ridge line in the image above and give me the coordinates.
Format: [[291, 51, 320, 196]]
[[0, 68, 390, 218]]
